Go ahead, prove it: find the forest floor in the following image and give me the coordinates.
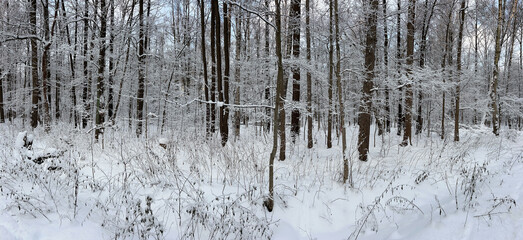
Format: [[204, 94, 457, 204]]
[[0, 122, 522, 239]]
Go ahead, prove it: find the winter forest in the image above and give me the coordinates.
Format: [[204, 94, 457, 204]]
[[1, 0, 523, 239]]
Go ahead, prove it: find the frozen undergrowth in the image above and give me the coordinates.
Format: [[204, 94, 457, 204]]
[[0, 122, 522, 239]]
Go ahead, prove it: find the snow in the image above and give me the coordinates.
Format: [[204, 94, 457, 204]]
[[1, 123, 523, 240]]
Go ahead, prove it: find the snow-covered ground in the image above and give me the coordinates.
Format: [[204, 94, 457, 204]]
[[1, 123, 522, 239]]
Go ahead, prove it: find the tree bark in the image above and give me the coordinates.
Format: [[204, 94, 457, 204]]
[[401, 0, 415, 146], [358, 0, 378, 161], [454, 0, 466, 142], [95, 0, 107, 140], [335, 0, 348, 183], [200, 0, 210, 136], [327, 0, 334, 149], [290, 0, 301, 141], [0, 70, 4, 123], [383, 0, 390, 133], [62, 0, 78, 127], [107, 0, 115, 122], [81, 0, 90, 129], [306, 0, 313, 148], [210, 0, 217, 134], [266, 0, 285, 213], [396, 0, 403, 136], [136, 0, 145, 136], [233, 7, 242, 139], [222, 2, 230, 146], [264, 0, 271, 132], [30, 0, 39, 128], [491, 0, 503, 136]]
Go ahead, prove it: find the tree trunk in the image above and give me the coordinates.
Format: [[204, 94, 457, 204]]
[[306, 0, 313, 148], [29, 0, 38, 128], [290, 0, 301, 141], [491, 0, 503, 136], [107, 0, 115, 122], [417, 0, 436, 135], [0, 70, 4, 123], [222, 2, 230, 146], [42, 0, 52, 127], [266, 0, 285, 213], [327, 0, 334, 149], [441, 2, 453, 140], [41, 0, 58, 132], [200, 0, 210, 136], [401, 0, 415, 146], [63, 0, 78, 127], [136, 0, 145, 136], [504, 0, 518, 129], [357, 0, 378, 161], [396, 0, 403, 136], [264, 0, 271, 133], [210, 0, 217, 134], [454, 0, 466, 142], [95, 0, 107, 140], [383, 0, 390, 133], [233, 7, 242, 139], [81, 0, 90, 129], [334, 0, 348, 183], [212, 0, 224, 144]]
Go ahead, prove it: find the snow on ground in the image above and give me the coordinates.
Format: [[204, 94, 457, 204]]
[[1, 122, 523, 239]]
